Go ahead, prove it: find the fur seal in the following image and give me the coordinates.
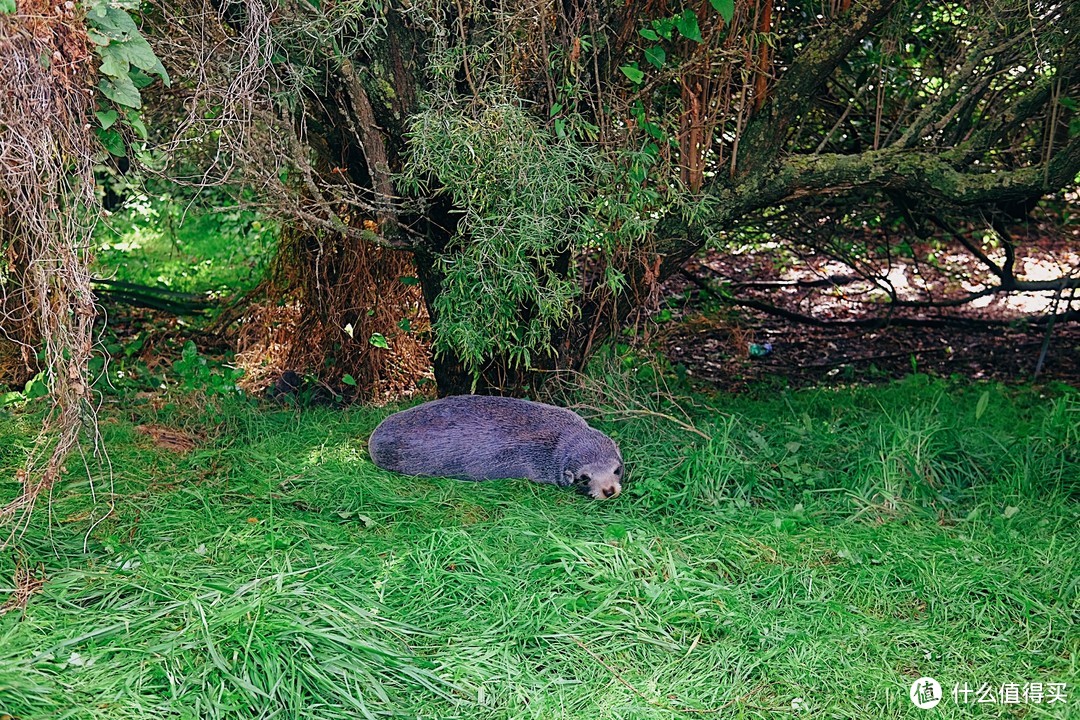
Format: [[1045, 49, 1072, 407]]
[[368, 395, 623, 499]]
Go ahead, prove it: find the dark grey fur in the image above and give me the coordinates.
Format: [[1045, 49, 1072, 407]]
[[368, 395, 624, 499]]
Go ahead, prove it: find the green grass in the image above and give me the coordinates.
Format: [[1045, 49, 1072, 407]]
[[94, 193, 276, 294], [0, 375, 1076, 719]]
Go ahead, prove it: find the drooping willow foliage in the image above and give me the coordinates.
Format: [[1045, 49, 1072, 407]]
[[402, 100, 667, 372]]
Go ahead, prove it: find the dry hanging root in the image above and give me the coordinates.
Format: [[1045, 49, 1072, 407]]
[[0, 1, 102, 541]]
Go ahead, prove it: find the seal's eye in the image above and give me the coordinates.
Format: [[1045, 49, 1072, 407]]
[[579, 473, 591, 483], [614, 466, 622, 476]]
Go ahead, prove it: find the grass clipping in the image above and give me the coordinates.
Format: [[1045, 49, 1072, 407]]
[[0, 1, 100, 541]]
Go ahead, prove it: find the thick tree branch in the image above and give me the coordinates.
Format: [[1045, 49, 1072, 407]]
[[736, 0, 905, 172], [748, 135, 1080, 212], [338, 58, 398, 231]]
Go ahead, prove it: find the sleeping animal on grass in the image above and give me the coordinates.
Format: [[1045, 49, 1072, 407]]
[[368, 395, 624, 499]]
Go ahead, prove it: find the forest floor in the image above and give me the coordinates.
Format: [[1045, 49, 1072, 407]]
[[660, 225, 1080, 392]]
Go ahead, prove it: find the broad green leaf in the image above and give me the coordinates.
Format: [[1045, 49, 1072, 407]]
[[125, 110, 148, 139], [369, 333, 389, 349], [639, 28, 659, 41], [398, 276, 419, 285], [341, 373, 357, 386], [641, 120, 664, 140], [87, 29, 111, 45], [975, 390, 990, 420], [0, 391, 24, 407], [88, 6, 140, 42], [115, 36, 170, 84], [129, 68, 157, 89], [99, 74, 141, 108], [620, 64, 645, 84], [98, 48, 129, 79], [95, 108, 119, 129], [0, 0, 17, 15], [643, 45, 666, 69], [675, 10, 702, 42], [710, 0, 734, 23]]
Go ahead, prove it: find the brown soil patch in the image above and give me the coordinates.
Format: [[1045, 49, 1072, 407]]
[[136, 424, 198, 453], [659, 227, 1080, 391]]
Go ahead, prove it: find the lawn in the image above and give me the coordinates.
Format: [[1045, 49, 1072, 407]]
[[0, 375, 1076, 719]]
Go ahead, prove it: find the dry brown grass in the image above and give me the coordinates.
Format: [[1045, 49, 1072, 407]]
[[0, 554, 45, 615], [271, 227, 433, 402], [224, 234, 433, 403]]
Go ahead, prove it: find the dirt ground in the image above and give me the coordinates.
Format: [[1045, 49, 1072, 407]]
[[659, 232, 1080, 391]]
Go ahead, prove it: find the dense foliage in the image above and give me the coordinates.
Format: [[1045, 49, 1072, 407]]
[[121, 0, 1079, 392]]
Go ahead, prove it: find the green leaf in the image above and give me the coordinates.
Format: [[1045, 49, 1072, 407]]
[[554, 117, 567, 138], [710, 0, 735, 23], [95, 127, 126, 156], [675, 10, 703, 42], [0, 391, 25, 407], [643, 45, 666, 69], [369, 333, 389, 349], [641, 120, 664, 140], [114, 35, 170, 85], [128, 67, 156, 89], [86, 5, 140, 42], [620, 64, 645, 84], [653, 18, 675, 40], [975, 390, 990, 420], [98, 48, 129, 78], [125, 110, 148, 139], [398, 276, 419, 285], [1003, 505, 1020, 519], [1059, 96, 1078, 111], [0, 0, 17, 15], [639, 28, 659, 41], [87, 29, 111, 45], [341, 373, 357, 386], [549, 102, 563, 116], [99, 74, 141, 108], [397, 318, 412, 332], [95, 108, 119, 129]]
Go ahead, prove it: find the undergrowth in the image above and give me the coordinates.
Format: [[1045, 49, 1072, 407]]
[[0, 373, 1076, 719], [94, 192, 275, 294]]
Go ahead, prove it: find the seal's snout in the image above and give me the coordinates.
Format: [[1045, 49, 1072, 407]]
[[587, 477, 621, 500]]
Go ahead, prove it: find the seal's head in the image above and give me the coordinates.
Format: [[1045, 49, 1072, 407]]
[[564, 450, 623, 499]]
